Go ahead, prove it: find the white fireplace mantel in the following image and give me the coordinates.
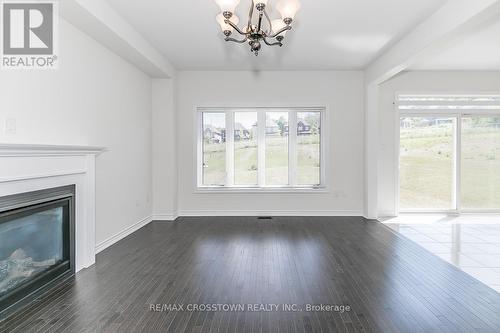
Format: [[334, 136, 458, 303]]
[[0, 143, 104, 157], [0, 143, 105, 272]]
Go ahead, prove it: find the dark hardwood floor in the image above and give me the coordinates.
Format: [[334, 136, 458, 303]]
[[1, 216, 500, 333]]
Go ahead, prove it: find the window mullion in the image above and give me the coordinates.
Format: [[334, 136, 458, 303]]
[[258, 111, 266, 187], [289, 111, 298, 187], [226, 111, 235, 187]]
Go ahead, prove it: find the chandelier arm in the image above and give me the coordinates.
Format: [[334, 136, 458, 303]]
[[263, 37, 282, 47], [225, 20, 247, 36], [247, 2, 254, 31], [225, 36, 248, 44], [257, 12, 264, 33], [267, 26, 291, 38]]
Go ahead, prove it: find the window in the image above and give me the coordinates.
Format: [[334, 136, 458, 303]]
[[234, 112, 258, 186], [202, 112, 226, 186], [297, 112, 321, 185], [265, 112, 289, 185], [398, 95, 500, 212], [198, 108, 324, 189]]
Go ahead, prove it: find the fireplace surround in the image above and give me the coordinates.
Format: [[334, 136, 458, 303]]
[[0, 143, 104, 320], [0, 185, 75, 319]]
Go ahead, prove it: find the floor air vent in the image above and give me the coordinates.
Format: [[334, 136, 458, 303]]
[[257, 216, 273, 220]]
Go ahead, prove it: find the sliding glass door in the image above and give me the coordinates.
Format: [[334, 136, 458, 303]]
[[398, 95, 500, 213], [461, 116, 500, 209], [399, 117, 456, 210], [399, 114, 500, 213]]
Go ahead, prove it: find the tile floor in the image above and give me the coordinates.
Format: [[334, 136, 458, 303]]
[[383, 214, 500, 293]]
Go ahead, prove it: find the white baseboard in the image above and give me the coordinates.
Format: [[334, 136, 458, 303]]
[[152, 213, 178, 221], [377, 211, 398, 219], [177, 210, 363, 217], [95, 215, 153, 253]]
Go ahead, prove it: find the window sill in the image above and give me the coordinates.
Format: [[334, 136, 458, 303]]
[[194, 187, 329, 194]]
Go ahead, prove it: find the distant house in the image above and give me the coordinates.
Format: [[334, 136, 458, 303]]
[[434, 118, 453, 126], [234, 123, 251, 141], [297, 120, 312, 135], [265, 119, 315, 136], [204, 126, 226, 143]]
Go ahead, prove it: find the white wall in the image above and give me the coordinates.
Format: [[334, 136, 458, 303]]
[[152, 79, 177, 219], [378, 70, 500, 216], [0, 19, 153, 244], [175, 71, 365, 215]]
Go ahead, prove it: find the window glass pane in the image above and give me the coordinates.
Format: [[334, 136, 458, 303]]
[[266, 112, 288, 185], [399, 117, 454, 210], [234, 112, 258, 185], [461, 117, 500, 209], [297, 112, 321, 185], [202, 113, 226, 185]]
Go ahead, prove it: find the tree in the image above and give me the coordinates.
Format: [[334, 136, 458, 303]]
[[305, 114, 320, 134], [276, 116, 287, 136]]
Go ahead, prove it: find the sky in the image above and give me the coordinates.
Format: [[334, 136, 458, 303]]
[[204, 111, 320, 129], [204, 112, 258, 129]]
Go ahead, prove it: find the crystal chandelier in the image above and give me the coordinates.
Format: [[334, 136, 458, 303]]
[[215, 0, 301, 56]]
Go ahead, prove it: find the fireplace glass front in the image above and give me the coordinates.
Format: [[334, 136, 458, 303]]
[[0, 186, 74, 319]]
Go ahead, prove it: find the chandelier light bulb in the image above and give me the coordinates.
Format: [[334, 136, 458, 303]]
[[214, 0, 241, 13], [216, 13, 239, 33], [276, 0, 301, 20]]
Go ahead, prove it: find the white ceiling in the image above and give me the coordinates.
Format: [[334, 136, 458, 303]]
[[105, 0, 447, 71], [411, 18, 500, 70]]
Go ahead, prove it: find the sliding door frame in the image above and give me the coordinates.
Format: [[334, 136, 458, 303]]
[[395, 101, 500, 215]]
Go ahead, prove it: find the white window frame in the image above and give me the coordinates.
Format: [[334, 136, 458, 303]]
[[196, 107, 327, 192], [395, 93, 500, 214]]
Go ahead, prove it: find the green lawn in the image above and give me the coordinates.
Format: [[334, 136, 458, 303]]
[[265, 136, 289, 185], [400, 121, 500, 210], [461, 129, 500, 208], [202, 139, 226, 185], [235, 140, 257, 185], [297, 135, 320, 185], [400, 124, 454, 209], [203, 135, 320, 186]]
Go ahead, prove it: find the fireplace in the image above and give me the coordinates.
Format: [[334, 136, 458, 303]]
[[0, 185, 75, 319]]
